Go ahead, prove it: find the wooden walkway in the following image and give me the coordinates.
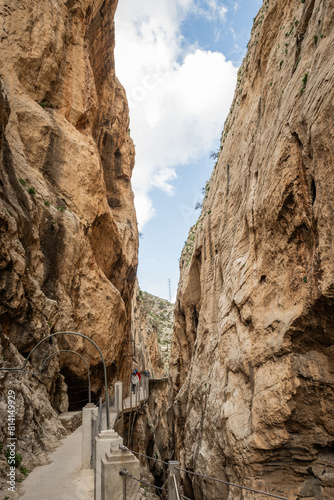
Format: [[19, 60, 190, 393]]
[[122, 385, 148, 414]]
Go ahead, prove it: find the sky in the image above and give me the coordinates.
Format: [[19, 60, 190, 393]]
[[114, 0, 262, 301]]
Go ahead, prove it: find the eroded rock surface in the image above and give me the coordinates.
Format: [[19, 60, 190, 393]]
[[171, 1, 334, 499], [0, 0, 137, 482], [131, 282, 173, 378]]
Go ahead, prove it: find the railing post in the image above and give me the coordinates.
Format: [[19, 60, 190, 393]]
[[168, 461, 180, 500], [95, 430, 123, 500], [102, 447, 140, 499], [123, 470, 127, 499], [82, 403, 96, 469], [115, 381, 123, 416], [98, 397, 103, 432], [130, 383, 132, 410]]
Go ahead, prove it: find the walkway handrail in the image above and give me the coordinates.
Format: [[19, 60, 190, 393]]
[[172, 474, 180, 500], [119, 444, 169, 465], [119, 446, 291, 500], [174, 466, 291, 500], [0, 331, 110, 428]]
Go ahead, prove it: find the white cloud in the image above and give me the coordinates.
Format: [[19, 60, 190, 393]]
[[218, 6, 228, 21], [190, 1, 229, 22], [115, 1, 237, 229]]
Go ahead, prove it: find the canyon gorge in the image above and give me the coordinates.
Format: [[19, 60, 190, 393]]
[[0, 0, 333, 499]]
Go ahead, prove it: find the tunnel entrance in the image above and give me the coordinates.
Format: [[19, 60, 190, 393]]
[[60, 367, 97, 411]]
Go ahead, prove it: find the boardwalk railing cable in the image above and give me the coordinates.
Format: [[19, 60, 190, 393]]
[[119, 444, 169, 465], [119, 445, 291, 500], [175, 466, 291, 500], [119, 469, 168, 491]]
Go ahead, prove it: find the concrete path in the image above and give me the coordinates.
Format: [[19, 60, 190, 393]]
[[20, 426, 94, 500]]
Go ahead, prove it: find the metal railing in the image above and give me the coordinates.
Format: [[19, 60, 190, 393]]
[[0, 331, 111, 428], [0, 348, 92, 404], [128, 375, 149, 411], [90, 398, 103, 468], [118, 445, 292, 500], [120, 469, 166, 499]]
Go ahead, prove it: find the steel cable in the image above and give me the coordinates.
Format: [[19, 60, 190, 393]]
[[120, 470, 168, 491], [175, 467, 290, 500], [119, 444, 169, 465]]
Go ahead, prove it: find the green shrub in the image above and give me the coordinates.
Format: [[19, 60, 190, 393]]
[[27, 187, 36, 195], [44, 200, 50, 206], [20, 466, 28, 477], [5, 450, 22, 468], [18, 178, 27, 186]]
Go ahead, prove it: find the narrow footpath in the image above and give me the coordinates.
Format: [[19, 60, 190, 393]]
[[20, 426, 94, 500], [17, 399, 132, 499]]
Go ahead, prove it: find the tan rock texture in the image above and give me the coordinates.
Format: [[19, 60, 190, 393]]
[[0, 0, 137, 478], [131, 282, 164, 379], [170, 1, 334, 499], [131, 378, 172, 495], [131, 282, 172, 378]]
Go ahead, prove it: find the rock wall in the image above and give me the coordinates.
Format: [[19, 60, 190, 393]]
[[0, 0, 137, 480], [128, 378, 173, 497], [170, 1, 334, 499], [131, 283, 173, 378], [131, 282, 164, 379]]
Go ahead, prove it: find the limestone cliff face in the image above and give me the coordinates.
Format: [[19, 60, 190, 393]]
[[131, 282, 165, 379], [0, 0, 137, 474], [131, 283, 173, 378], [171, 1, 334, 499]]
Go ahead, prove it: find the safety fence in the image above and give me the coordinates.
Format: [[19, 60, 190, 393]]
[[90, 398, 103, 468], [118, 445, 292, 500], [126, 374, 150, 412], [120, 470, 143, 500], [82, 380, 151, 500]]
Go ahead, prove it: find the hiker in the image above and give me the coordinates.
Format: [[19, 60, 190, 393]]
[[131, 370, 139, 393], [136, 368, 141, 382]]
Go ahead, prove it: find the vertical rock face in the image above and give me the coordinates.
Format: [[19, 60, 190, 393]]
[[131, 283, 174, 378], [0, 0, 137, 471], [131, 282, 165, 379], [171, 1, 334, 499]]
